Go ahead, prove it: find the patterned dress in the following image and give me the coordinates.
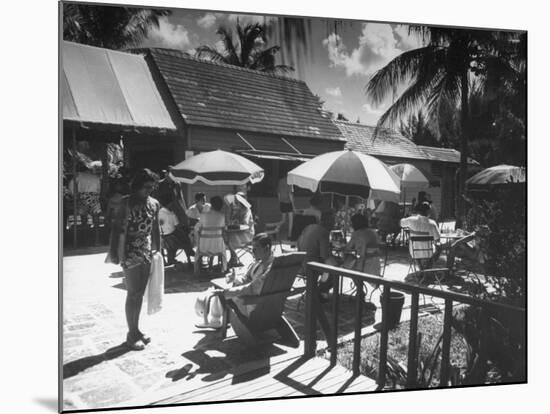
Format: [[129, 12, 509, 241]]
[[122, 197, 160, 269]]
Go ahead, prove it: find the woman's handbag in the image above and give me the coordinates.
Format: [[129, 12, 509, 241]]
[[194, 290, 224, 328]]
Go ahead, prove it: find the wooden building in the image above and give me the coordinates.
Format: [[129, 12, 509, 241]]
[[126, 48, 346, 225]]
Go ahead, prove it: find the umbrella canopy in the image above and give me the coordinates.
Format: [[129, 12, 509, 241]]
[[170, 150, 264, 186], [466, 164, 526, 187], [390, 163, 430, 189], [287, 149, 401, 202]]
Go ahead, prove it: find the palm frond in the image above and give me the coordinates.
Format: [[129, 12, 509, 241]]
[[374, 47, 448, 129], [194, 46, 229, 64], [216, 26, 240, 65], [365, 46, 436, 106]]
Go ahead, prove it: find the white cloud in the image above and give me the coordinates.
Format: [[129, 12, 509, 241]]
[[325, 87, 342, 97], [197, 13, 217, 29], [393, 25, 424, 50], [362, 103, 384, 116], [144, 19, 190, 49], [323, 23, 422, 78]]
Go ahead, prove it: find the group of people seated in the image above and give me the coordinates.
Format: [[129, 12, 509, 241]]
[[155, 183, 256, 275]]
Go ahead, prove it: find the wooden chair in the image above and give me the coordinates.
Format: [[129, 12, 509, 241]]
[[212, 252, 306, 347]]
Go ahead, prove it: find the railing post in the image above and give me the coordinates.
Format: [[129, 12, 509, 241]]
[[477, 308, 489, 381], [377, 285, 391, 388], [330, 272, 340, 366], [352, 277, 364, 375], [406, 291, 420, 388], [304, 264, 318, 358], [440, 298, 453, 386]]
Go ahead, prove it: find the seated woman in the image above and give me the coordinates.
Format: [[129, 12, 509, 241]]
[[196, 233, 274, 328], [297, 211, 339, 300], [342, 214, 382, 282], [224, 192, 255, 267], [300, 194, 323, 223], [194, 196, 227, 275], [375, 200, 401, 245]]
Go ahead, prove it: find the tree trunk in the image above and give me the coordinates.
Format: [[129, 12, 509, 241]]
[[456, 70, 470, 227]]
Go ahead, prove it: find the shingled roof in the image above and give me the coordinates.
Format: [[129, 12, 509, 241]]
[[135, 48, 344, 141], [334, 121, 429, 161], [417, 145, 479, 165]]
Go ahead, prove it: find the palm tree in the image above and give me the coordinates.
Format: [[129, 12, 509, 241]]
[[63, 4, 171, 49], [365, 27, 522, 223], [195, 22, 294, 74]]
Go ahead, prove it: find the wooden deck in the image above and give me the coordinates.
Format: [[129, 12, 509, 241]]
[[118, 351, 378, 409], [156, 355, 376, 405]]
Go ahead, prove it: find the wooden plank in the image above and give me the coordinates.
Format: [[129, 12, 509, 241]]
[[188, 357, 329, 403], [352, 277, 364, 375], [157, 353, 302, 405], [231, 358, 342, 400], [406, 292, 420, 388], [330, 274, 340, 366], [163, 357, 376, 404], [377, 285, 391, 388], [440, 298, 453, 386], [304, 267, 318, 357]]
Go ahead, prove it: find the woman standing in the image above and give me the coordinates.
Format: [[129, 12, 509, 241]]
[[109, 169, 161, 351]]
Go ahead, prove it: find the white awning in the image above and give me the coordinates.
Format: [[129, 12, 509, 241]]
[[62, 41, 176, 130]]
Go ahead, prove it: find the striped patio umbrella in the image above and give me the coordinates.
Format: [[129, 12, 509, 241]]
[[466, 164, 526, 188], [170, 150, 264, 186], [287, 149, 401, 202], [390, 163, 430, 189]]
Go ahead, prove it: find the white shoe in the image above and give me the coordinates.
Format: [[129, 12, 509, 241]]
[[194, 318, 223, 329]]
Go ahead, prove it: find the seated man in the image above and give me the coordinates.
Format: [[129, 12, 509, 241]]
[[159, 203, 194, 266], [400, 202, 442, 268], [196, 233, 274, 328], [186, 192, 210, 228], [297, 211, 339, 300]]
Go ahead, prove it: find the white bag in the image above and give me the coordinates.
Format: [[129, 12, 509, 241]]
[[144, 252, 164, 315], [194, 290, 223, 328]]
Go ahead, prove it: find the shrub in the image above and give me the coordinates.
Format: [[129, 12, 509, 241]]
[[464, 184, 526, 307]]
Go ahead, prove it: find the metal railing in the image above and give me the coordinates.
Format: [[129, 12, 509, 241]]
[[302, 262, 525, 389]]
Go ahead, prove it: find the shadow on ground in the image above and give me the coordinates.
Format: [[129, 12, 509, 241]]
[[63, 343, 131, 379]]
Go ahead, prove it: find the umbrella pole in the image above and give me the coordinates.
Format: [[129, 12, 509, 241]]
[[403, 188, 407, 216], [72, 128, 78, 248], [344, 195, 349, 239]]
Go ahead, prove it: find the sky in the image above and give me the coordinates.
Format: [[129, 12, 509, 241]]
[[138, 7, 425, 125]]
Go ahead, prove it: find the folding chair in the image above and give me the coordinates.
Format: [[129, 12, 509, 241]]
[[408, 234, 435, 273], [438, 219, 457, 249]]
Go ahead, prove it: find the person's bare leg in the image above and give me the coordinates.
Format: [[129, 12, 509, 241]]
[[93, 214, 101, 245], [133, 263, 150, 339], [124, 265, 145, 349], [287, 212, 294, 239]]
